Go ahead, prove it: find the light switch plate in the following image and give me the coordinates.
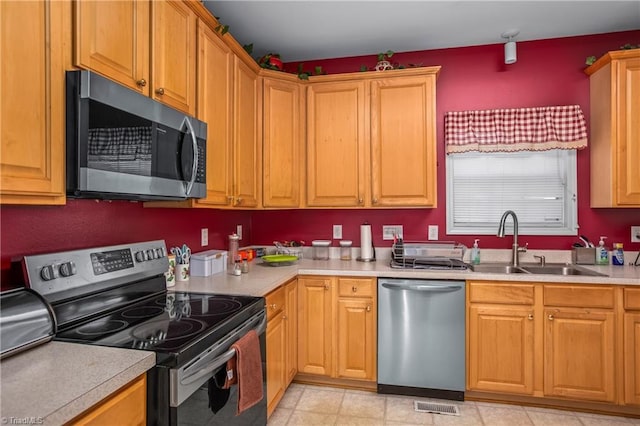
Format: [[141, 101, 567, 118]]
[[201, 228, 208, 246], [632, 226, 640, 243], [333, 225, 343, 239], [236, 225, 243, 240], [382, 225, 403, 240], [428, 225, 438, 241]]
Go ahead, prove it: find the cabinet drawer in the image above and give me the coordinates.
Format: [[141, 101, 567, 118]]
[[266, 287, 286, 320], [544, 285, 614, 309], [338, 278, 375, 298], [468, 282, 534, 305], [624, 287, 640, 310]]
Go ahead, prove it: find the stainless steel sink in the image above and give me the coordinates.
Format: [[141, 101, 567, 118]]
[[468, 264, 528, 274], [520, 265, 608, 277], [469, 263, 608, 277]]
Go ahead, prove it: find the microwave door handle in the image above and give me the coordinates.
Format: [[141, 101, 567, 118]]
[[182, 116, 198, 196]]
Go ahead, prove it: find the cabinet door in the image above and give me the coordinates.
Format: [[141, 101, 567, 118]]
[[151, 0, 196, 115], [285, 279, 298, 385], [70, 374, 146, 425], [0, 0, 65, 205], [616, 57, 640, 205], [306, 81, 368, 207], [263, 77, 302, 208], [468, 305, 534, 394], [370, 75, 437, 207], [232, 57, 260, 208], [298, 277, 333, 376], [544, 308, 615, 402], [266, 313, 286, 418], [195, 21, 232, 206], [624, 312, 640, 405], [74, 0, 150, 95], [336, 297, 375, 381]]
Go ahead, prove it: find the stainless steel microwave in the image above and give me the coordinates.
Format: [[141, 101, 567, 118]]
[[66, 70, 207, 201]]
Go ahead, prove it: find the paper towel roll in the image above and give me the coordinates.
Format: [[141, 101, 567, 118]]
[[360, 223, 373, 260]]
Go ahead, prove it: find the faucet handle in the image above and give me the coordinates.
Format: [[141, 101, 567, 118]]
[[518, 242, 528, 253], [533, 255, 546, 267]]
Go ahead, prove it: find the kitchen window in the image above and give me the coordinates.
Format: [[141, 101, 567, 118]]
[[446, 149, 578, 236]]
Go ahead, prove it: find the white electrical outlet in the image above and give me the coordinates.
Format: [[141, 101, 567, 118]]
[[201, 228, 209, 246], [382, 225, 403, 240], [428, 225, 439, 241], [632, 226, 640, 243], [236, 225, 243, 240], [333, 225, 343, 239]]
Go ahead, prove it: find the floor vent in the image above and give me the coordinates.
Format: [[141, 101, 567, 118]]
[[414, 401, 461, 416]]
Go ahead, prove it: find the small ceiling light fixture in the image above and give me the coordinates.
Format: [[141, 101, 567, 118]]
[[502, 29, 520, 64]]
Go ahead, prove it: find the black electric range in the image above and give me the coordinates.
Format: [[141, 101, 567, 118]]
[[22, 240, 267, 425]]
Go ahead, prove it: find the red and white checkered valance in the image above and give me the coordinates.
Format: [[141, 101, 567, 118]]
[[445, 105, 588, 154]]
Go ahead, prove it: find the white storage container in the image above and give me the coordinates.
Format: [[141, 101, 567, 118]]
[[191, 250, 228, 277]]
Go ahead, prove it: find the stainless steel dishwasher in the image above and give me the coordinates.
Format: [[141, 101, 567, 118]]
[[377, 278, 465, 400]]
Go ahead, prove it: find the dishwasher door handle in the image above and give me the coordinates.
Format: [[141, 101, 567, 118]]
[[381, 282, 463, 292]]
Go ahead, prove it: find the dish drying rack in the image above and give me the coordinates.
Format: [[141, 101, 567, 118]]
[[274, 241, 304, 259], [391, 239, 468, 270]]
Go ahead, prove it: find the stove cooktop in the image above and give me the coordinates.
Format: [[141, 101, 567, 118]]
[[55, 291, 264, 367]]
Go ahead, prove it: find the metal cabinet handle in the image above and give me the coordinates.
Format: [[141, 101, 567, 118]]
[[235, 197, 243, 205], [324, 284, 330, 290], [358, 197, 363, 204], [352, 286, 358, 293], [528, 314, 533, 320], [548, 314, 554, 321], [270, 303, 277, 310], [366, 305, 371, 312], [282, 315, 287, 320], [136, 79, 147, 87], [155, 87, 165, 95], [372, 198, 378, 204]]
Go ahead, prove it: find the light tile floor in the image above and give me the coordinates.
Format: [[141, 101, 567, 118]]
[[268, 383, 640, 426]]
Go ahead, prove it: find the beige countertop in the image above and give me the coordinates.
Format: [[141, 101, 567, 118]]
[[175, 255, 640, 297], [0, 341, 155, 425]]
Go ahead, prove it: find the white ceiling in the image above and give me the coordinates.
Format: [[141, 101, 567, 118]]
[[202, 1, 640, 62]]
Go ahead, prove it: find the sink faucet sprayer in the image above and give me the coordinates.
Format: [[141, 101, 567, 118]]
[[497, 210, 527, 267]]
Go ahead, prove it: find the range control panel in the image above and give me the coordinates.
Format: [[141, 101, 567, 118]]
[[22, 240, 168, 303]]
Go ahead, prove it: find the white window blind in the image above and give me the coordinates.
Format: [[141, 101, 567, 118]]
[[446, 150, 578, 236]]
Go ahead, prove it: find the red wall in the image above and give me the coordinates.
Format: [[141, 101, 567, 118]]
[[2, 31, 639, 289], [253, 30, 640, 249], [0, 200, 250, 288]]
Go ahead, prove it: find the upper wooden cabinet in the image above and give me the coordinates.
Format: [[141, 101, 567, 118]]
[[0, 0, 66, 205], [262, 73, 304, 208], [370, 75, 437, 206], [586, 49, 640, 207], [74, 0, 150, 96], [232, 57, 261, 208], [151, 0, 197, 115], [306, 68, 440, 208], [74, 0, 197, 115]]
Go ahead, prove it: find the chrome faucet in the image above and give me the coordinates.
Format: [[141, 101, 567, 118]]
[[497, 210, 527, 267]]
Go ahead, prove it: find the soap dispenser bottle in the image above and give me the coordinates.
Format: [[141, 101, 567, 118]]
[[471, 239, 481, 265], [597, 236, 609, 265]]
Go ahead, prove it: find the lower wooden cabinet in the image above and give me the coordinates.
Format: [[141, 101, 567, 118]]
[[265, 279, 297, 417], [68, 374, 146, 425], [543, 307, 615, 402], [624, 288, 640, 406], [468, 305, 534, 395], [468, 281, 620, 406], [298, 276, 376, 382]]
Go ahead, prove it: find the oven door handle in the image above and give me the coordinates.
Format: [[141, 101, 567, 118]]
[[180, 313, 266, 386]]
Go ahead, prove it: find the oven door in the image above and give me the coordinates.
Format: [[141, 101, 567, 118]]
[[148, 310, 267, 426]]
